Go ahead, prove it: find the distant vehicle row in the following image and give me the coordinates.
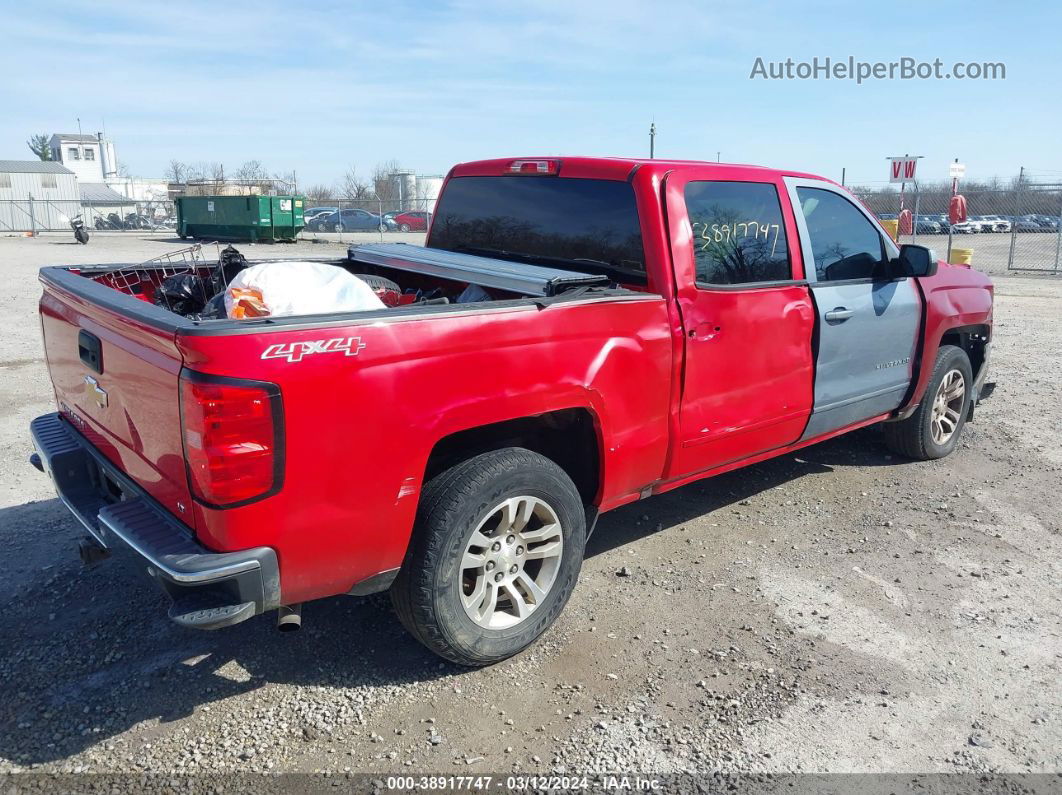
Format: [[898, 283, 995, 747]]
[[877, 213, 1060, 234], [303, 208, 432, 233]]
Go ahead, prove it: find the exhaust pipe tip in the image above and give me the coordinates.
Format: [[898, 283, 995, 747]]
[[276, 604, 302, 632]]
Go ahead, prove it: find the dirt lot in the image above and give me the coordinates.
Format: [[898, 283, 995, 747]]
[[0, 234, 1059, 780]]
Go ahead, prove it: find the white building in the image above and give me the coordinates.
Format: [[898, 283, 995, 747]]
[[49, 133, 117, 183], [0, 160, 79, 232], [47, 131, 169, 220]]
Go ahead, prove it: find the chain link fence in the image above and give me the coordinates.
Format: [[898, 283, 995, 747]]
[[0, 198, 177, 233], [853, 172, 1062, 274], [299, 196, 436, 242]]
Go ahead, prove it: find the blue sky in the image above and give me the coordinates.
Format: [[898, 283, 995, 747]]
[[1, 0, 1058, 188]]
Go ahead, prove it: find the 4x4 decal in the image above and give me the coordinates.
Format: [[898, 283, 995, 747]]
[[261, 337, 366, 363]]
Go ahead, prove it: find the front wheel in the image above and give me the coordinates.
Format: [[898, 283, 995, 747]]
[[333, 223, 344, 233], [391, 448, 586, 666], [883, 344, 973, 460], [399, 223, 411, 232]]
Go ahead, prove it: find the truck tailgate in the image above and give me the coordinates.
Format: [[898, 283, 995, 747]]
[[39, 280, 195, 530]]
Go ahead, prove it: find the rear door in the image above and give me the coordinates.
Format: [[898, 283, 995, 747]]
[[663, 170, 817, 479], [783, 177, 921, 439]]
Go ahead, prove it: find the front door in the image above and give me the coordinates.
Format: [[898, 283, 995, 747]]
[[783, 178, 921, 439], [664, 171, 817, 479]]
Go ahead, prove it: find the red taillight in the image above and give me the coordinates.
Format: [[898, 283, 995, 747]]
[[509, 159, 558, 175], [180, 373, 283, 507]]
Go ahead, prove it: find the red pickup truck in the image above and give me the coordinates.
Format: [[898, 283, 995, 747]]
[[30, 157, 993, 666]]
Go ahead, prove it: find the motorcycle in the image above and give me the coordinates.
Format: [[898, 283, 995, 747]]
[[70, 214, 89, 245]]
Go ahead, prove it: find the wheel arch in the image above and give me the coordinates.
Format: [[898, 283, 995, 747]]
[[423, 407, 604, 511], [939, 324, 990, 383]]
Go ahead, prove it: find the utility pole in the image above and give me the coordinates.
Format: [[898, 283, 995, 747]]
[[649, 123, 656, 159]]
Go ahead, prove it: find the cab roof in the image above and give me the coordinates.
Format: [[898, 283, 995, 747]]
[[449, 156, 831, 184]]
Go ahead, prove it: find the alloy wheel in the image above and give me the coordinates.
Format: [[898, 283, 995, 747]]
[[459, 496, 564, 630], [931, 369, 965, 445]]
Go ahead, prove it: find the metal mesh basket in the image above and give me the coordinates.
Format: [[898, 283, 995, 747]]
[[90, 242, 222, 313]]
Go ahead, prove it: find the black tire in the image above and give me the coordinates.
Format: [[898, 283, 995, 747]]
[[75, 228, 89, 244], [883, 344, 973, 460], [334, 223, 343, 233], [391, 448, 586, 666], [399, 223, 411, 232]]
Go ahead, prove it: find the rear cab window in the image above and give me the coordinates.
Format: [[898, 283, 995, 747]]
[[683, 181, 792, 286], [427, 175, 648, 286]]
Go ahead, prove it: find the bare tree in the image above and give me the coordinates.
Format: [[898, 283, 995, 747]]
[[305, 184, 336, 201], [186, 162, 208, 182], [27, 134, 53, 161], [272, 170, 297, 194], [234, 160, 269, 182], [165, 160, 187, 184], [372, 160, 405, 208], [209, 162, 225, 191], [340, 167, 373, 199]]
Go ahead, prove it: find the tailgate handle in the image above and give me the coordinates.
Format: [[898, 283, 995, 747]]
[[78, 330, 103, 374]]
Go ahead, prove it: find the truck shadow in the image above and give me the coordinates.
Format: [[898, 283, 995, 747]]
[[587, 425, 900, 556], [0, 428, 898, 765]]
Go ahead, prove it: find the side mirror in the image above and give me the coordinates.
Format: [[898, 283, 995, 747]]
[[893, 244, 938, 278]]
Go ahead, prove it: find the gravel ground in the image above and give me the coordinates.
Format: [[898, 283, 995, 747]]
[[0, 234, 1059, 780]]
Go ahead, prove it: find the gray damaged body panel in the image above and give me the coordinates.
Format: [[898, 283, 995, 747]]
[[783, 177, 921, 439]]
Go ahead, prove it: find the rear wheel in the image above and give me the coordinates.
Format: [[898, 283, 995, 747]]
[[883, 344, 973, 460], [391, 448, 586, 666]]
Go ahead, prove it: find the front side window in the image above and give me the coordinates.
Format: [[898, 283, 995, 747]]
[[797, 187, 885, 281], [684, 181, 790, 285]]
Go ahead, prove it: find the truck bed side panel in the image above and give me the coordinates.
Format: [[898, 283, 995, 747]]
[[177, 296, 673, 604]]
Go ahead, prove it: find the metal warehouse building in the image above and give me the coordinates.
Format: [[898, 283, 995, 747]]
[[0, 160, 79, 232]]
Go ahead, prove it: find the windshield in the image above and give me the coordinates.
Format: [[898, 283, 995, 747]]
[[427, 176, 647, 283]]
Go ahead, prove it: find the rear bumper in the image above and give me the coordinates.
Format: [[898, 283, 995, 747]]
[[29, 412, 280, 629]]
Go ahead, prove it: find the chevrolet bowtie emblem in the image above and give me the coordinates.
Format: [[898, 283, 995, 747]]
[[84, 375, 108, 409]]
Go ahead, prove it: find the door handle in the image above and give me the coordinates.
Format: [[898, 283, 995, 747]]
[[824, 307, 854, 323]]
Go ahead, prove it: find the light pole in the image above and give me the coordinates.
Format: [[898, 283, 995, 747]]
[[649, 123, 656, 159]]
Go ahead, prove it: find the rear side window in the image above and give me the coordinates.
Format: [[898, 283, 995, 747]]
[[428, 176, 646, 284], [684, 181, 790, 285], [796, 187, 885, 281]]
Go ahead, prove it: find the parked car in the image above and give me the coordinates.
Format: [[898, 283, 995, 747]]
[[982, 215, 1011, 233], [915, 218, 942, 235], [392, 211, 432, 232], [30, 156, 994, 666], [320, 208, 384, 232], [1014, 218, 1043, 233], [303, 207, 339, 231]]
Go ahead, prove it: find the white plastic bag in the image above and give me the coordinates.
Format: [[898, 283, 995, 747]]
[[224, 261, 385, 319]]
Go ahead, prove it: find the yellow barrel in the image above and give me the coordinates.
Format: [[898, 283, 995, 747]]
[[949, 247, 973, 266], [879, 219, 899, 241]]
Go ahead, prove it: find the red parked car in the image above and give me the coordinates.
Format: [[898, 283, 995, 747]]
[[30, 156, 993, 666], [392, 211, 431, 232]]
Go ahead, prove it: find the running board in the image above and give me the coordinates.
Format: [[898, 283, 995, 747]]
[[348, 243, 608, 297]]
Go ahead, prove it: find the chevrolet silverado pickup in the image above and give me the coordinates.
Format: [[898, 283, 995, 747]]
[[30, 157, 994, 665]]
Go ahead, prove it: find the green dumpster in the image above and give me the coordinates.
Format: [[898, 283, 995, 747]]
[[176, 195, 305, 242]]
